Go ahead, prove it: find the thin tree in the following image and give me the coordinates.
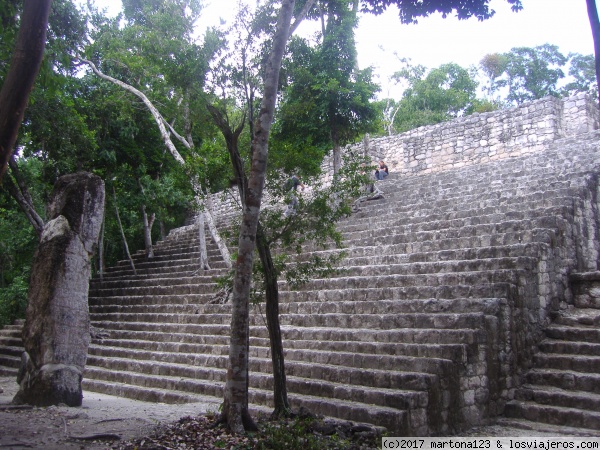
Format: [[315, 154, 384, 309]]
[[221, 0, 299, 433]]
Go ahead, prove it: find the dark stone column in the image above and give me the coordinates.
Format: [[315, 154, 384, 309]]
[[13, 172, 105, 406]]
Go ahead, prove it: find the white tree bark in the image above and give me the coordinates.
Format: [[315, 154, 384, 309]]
[[79, 57, 232, 268], [197, 209, 210, 270]]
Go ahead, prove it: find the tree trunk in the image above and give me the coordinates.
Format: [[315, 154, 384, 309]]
[[14, 173, 105, 407], [208, 103, 291, 416], [98, 215, 105, 281], [201, 194, 232, 268], [112, 186, 136, 276], [3, 169, 44, 238], [80, 58, 233, 270], [332, 140, 342, 175], [223, 0, 296, 434], [586, 0, 600, 107], [256, 223, 289, 416], [197, 209, 210, 270], [0, 0, 52, 179], [141, 204, 154, 258]]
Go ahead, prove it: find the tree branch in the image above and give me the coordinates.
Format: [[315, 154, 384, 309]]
[[289, 0, 316, 37], [78, 57, 187, 164]]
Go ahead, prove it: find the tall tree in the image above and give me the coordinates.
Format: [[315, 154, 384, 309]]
[[391, 62, 480, 132], [221, 0, 523, 434], [222, 0, 301, 433], [0, 0, 52, 178], [276, 0, 380, 175], [586, 0, 600, 106], [499, 44, 567, 104], [80, 0, 232, 266]]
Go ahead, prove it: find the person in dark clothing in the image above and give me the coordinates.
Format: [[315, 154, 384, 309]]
[[374, 160, 389, 180], [285, 174, 305, 217]]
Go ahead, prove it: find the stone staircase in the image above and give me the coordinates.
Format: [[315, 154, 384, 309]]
[[502, 272, 600, 432], [2, 131, 600, 435]]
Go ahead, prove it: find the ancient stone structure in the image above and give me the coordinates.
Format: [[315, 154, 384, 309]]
[[1, 94, 600, 434], [13, 172, 105, 407]]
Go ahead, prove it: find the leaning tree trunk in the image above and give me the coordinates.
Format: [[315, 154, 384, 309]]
[[112, 186, 136, 275], [3, 157, 45, 237], [79, 58, 232, 269], [587, 0, 600, 107], [0, 0, 52, 179], [13, 172, 105, 407], [223, 0, 296, 434], [256, 223, 289, 416]]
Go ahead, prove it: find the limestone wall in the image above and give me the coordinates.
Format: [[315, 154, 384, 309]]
[[321, 92, 599, 181], [208, 92, 599, 219]]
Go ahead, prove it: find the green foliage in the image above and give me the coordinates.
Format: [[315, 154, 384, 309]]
[[246, 150, 371, 302], [360, 0, 522, 23], [563, 53, 598, 97], [392, 62, 479, 132], [0, 187, 39, 326], [274, 1, 380, 163], [254, 416, 349, 450], [500, 44, 568, 104], [480, 45, 596, 106]]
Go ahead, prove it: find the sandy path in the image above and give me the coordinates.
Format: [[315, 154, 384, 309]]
[[0, 376, 220, 449]]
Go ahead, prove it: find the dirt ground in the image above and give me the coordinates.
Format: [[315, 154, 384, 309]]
[[0, 376, 220, 449], [1, 375, 598, 449]]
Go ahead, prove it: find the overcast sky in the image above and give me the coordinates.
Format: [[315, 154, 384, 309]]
[[94, 0, 596, 98]]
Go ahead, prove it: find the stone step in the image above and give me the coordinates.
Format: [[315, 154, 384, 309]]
[[291, 269, 530, 292], [89, 282, 219, 297], [337, 258, 538, 278], [504, 400, 600, 431], [495, 417, 600, 437], [89, 311, 488, 331], [90, 273, 223, 290], [88, 343, 454, 376], [89, 293, 215, 307], [351, 190, 577, 223], [85, 353, 440, 394], [93, 266, 229, 284], [91, 335, 469, 363], [538, 340, 600, 357], [544, 325, 600, 344], [297, 242, 548, 266], [0, 367, 17, 377], [339, 205, 572, 235], [339, 209, 571, 241], [82, 376, 223, 405], [0, 353, 20, 369], [525, 369, 600, 395], [82, 370, 412, 434], [279, 282, 514, 303], [91, 298, 503, 316], [359, 224, 561, 251], [0, 344, 22, 358], [552, 308, 600, 328], [515, 385, 600, 412], [533, 353, 600, 373], [91, 321, 483, 345], [105, 254, 228, 275]]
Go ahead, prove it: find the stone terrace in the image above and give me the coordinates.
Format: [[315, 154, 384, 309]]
[[2, 94, 600, 436]]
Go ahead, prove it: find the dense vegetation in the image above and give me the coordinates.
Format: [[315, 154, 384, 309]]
[[0, 0, 595, 367]]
